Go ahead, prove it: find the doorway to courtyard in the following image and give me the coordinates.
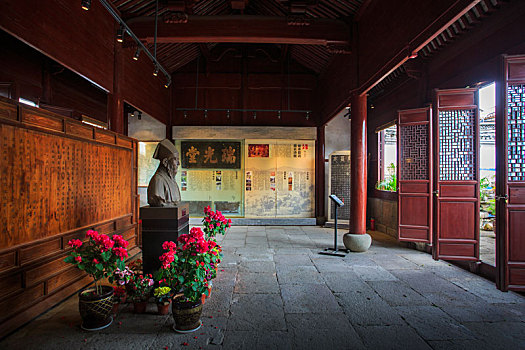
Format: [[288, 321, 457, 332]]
[[478, 83, 496, 267]]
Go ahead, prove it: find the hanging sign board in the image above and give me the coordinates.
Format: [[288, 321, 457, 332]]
[[181, 141, 241, 169]]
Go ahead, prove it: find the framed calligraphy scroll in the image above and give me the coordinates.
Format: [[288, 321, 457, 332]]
[[181, 141, 241, 169]]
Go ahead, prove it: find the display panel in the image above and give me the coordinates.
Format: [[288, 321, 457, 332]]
[[138, 141, 160, 187], [176, 140, 244, 217]]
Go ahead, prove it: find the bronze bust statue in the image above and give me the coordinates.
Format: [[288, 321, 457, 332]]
[[147, 139, 181, 207]]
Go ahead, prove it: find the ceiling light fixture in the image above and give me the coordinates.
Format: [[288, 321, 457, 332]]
[[253, 111, 257, 120], [408, 51, 418, 59], [277, 111, 281, 119], [133, 48, 141, 60], [81, 0, 91, 11], [92, 0, 171, 88], [226, 110, 230, 119], [306, 111, 310, 120], [116, 25, 125, 42], [183, 110, 188, 118], [153, 65, 159, 76], [164, 79, 171, 88], [204, 109, 208, 118]]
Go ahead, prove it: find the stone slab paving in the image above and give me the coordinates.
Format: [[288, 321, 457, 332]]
[[2, 227, 524, 350]]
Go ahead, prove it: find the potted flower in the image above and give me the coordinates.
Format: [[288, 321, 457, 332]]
[[127, 273, 154, 313], [154, 286, 172, 315], [202, 206, 231, 240], [112, 286, 127, 314], [64, 230, 129, 330], [156, 227, 219, 332]]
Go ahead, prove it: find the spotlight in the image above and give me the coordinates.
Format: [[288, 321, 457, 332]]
[[133, 48, 141, 61], [81, 0, 91, 10], [204, 110, 208, 118], [226, 110, 230, 119], [408, 51, 418, 59], [153, 65, 159, 76], [183, 111, 188, 119], [117, 25, 125, 43], [306, 111, 310, 120], [277, 111, 281, 119], [164, 79, 171, 88], [253, 111, 257, 120]]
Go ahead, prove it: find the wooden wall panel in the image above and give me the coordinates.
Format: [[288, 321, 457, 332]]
[[0, 0, 114, 92], [0, 97, 140, 338], [121, 47, 171, 125]]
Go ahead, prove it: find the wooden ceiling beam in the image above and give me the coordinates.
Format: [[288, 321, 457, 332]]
[[127, 15, 351, 47]]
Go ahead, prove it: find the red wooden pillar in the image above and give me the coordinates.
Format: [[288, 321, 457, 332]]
[[315, 124, 326, 224], [349, 92, 367, 235], [108, 36, 124, 134]]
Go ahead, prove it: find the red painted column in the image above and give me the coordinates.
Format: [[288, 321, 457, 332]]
[[315, 124, 326, 223], [349, 92, 367, 235], [108, 34, 124, 134]]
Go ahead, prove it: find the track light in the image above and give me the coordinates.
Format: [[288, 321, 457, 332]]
[[408, 51, 418, 59], [306, 111, 310, 120], [253, 111, 257, 120], [81, 0, 91, 11], [277, 111, 281, 119], [117, 25, 125, 43], [204, 110, 208, 118], [164, 79, 171, 88], [226, 110, 230, 119], [133, 48, 141, 61], [153, 65, 159, 76], [183, 111, 188, 119]]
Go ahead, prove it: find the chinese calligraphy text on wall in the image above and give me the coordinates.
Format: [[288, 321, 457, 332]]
[[181, 141, 241, 169]]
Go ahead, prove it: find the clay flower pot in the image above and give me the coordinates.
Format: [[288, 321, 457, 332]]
[[78, 286, 114, 331], [157, 300, 171, 315], [172, 297, 203, 333], [133, 301, 148, 314]]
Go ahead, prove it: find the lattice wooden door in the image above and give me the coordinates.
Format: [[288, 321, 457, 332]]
[[397, 107, 433, 243], [433, 88, 480, 261], [496, 55, 525, 291]]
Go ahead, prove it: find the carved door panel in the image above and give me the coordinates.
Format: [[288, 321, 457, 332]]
[[397, 107, 433, 243], [496, 55, 525, 291], [433, 88, 480, 261]]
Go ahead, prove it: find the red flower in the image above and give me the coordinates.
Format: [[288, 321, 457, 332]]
[[93, 258, 99, 264], [75, 256, 82, 263], [68, 239, 83, 249]]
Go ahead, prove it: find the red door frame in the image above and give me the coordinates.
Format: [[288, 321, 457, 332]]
[[433, 88, 480, 261], [496, 55, 525, 291], [397, 107, 433, 243]]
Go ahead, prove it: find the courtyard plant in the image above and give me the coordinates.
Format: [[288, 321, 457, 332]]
[[64, 230, 129, 330]]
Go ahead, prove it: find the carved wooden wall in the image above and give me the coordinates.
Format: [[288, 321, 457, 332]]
[[0, 96, 139, 338]]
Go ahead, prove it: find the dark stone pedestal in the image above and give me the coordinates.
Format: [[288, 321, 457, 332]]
[[140, 203, 189, 274]]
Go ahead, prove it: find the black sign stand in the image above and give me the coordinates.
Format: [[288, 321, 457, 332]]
[[319, 195, 349, 257]]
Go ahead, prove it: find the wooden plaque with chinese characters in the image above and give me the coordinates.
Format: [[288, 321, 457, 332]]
[[181, 141, 241, 169], [0, 97, 139, 337]]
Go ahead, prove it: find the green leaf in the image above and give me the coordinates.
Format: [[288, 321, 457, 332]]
[[95, 263, 104, 271], [178, 276, 184, 283], [64, 256, 74, 263], [77, 264, 85, 270], [101, 250, 111, 262]]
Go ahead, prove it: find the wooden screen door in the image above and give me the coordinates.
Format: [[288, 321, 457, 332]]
[[496, 55, 525, 291], [433, 88, 480, 261], [397, 107, 433, 243]]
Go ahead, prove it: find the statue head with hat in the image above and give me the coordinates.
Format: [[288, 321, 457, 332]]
[[153, 138, 180, 179], [147, 139, 181, 207]]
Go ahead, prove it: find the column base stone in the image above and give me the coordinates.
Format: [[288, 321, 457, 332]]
[[343, 233, 372, 252]]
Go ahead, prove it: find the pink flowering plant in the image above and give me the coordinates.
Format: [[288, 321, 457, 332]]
[[202, 206, 231, 239], [155, 227, 221, 303], [127, 274, 155, 302], [64, 230, 129, 295]]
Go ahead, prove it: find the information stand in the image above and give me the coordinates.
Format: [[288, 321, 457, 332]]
[[319, 194, 349, 257]]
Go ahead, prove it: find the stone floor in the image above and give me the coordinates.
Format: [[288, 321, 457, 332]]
[[479, 229, 496, 266], [2, 226, 524, 350]]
